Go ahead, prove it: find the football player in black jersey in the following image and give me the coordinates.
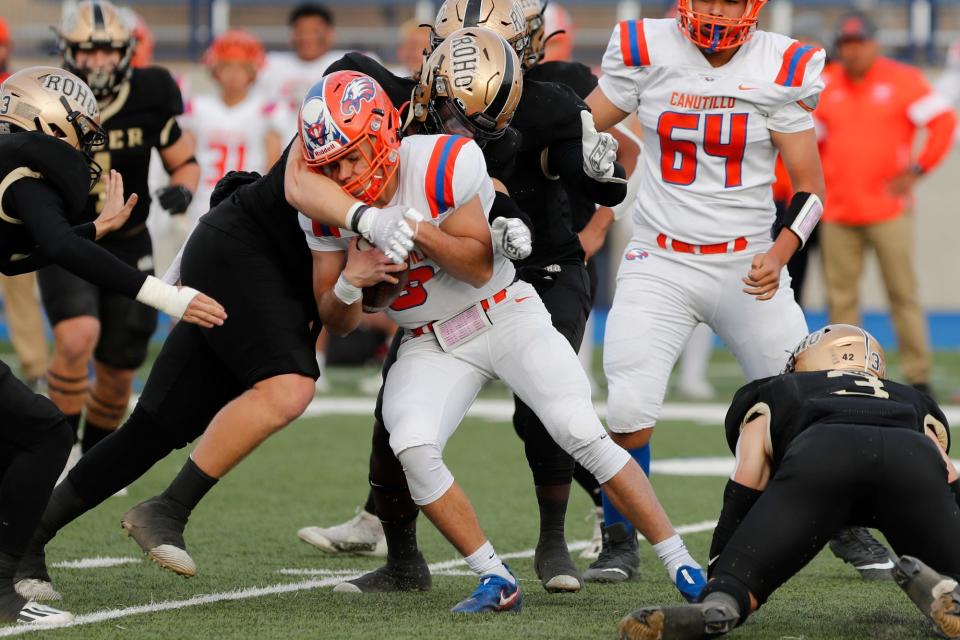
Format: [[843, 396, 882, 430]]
[[38, 0, 200, 456], [13, 99, 421, 600], [617, 325, 960, 640], [0, 67, 224, 624]]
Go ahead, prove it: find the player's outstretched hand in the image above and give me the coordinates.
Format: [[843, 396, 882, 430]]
[[492, 217, 532, 261], [345, 238, 408, 287], [580, 110, 627, 184], [742, 252, 784, 301], [180, 291, 228, 328], [94, 170, 138, 239]]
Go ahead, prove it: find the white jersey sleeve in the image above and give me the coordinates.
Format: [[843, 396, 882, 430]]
[[767, 46, 826, 133], [298, 212, 353, 252], [450, 139, 495, 217], [597, 20, 655, 114]]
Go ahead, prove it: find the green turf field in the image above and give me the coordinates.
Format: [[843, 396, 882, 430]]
[[3, 348, 959, 639]]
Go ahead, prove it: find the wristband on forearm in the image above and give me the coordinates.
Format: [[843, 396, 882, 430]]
[[777, 192, 823, 249], [346, 202, 371, 234], [333, 273, 362, 305], [135, 275, 197, 319]]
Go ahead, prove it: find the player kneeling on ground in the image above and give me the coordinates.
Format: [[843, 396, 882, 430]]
[[617, 325, 960, 640], [300, 70, 705, 613], [0, 67, 224, 623]]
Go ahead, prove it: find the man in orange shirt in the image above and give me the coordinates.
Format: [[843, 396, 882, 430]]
[[816, 12, 956, 395]]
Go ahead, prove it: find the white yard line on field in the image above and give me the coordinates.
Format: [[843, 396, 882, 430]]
[[0, 522, 718, 636], [51, 557, 139, 569]]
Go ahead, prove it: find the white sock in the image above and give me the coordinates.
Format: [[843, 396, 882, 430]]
[[652, 534, 701, 580], [315, 351, 326, 373], [464, 541, 515, 584]]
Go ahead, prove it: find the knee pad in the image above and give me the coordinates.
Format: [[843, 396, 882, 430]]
[[396, 444, 454, 507], [568, 435, 631, 485]]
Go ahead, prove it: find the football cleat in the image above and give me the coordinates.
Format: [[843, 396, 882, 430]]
[[583, 522, 640, 583], [15, 602, 74, 626], [333, 554, 432, 593], [14, 549, 60, 602], [298, 509, 386, 557], [580, 506, 604, 560], [121, 497, 196, 577], [893, 555, 960, 639], [450, 566, 522, 613], [534, 540, 582, 593], [675, 565, 709, 603], [829, 527, 894, 580], [617, 601, 739, 640]]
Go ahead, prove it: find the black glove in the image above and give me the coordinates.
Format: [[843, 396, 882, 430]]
[[210, 170, 262, 208], [156, 185, 194, 215]]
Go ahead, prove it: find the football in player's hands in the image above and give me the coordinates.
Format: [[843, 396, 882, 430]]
[[356, 239, 409, 313]]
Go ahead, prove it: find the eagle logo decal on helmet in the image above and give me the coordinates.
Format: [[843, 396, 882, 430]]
[[340, 76, 377, 117], [300, 83, 348, 158]]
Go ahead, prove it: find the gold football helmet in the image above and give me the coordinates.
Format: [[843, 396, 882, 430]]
[[57, 0, 135, 99], [785, 324, 886, 378], [515, 0, 546, 67], [414, 28, 523, 144], [0, 67, 106, 186], [431, 0, 529, 60]]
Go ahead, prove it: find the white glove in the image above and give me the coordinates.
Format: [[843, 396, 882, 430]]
[[491, 217, 532, 261], [581, 110, 627, 184], [356, 204, 417, 264]]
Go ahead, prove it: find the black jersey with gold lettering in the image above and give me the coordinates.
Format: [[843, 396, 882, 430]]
[[725, 371, 950, 472], [0, 131, 91, 267], [87, 66, 184, 230]]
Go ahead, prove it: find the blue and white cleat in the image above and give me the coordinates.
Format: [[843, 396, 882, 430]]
[[451, 567, 523, 613], [675, 565, 708, 603]]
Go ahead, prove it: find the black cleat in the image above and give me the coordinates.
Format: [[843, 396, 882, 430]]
[[893, 555, 960, 639], [121, 497, 196, 577], [583, 523, 640, 583], [14, 548, 59, 601], [534, 540, 582, 593], [333, 554, 432, 593], [617, 601, 739, 640], [829, 527, 894, 580]]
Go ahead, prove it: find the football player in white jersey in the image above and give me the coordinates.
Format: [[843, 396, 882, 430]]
[[296, 70, 707, 612], [181, 30, 287, 229], [582, 0, 827, 580]]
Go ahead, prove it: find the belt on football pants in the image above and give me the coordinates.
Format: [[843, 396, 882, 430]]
[[656, 233, 748, 255], [410, 288, 509, 337]]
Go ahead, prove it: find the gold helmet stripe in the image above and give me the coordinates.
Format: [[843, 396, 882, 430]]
[[486, 36, 517, 122], [463, 0, 483, 26]]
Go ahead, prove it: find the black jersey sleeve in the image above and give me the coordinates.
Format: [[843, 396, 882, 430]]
[[488, 191, 534, 237], [17, 132, 92, 222], [6, 179, 146, 297], [724, 377, 774, 454], [143, 67, 186, 148], [527, 61, 598, 100], [324, 53, 416, 109], [545, 140, 627, 207]]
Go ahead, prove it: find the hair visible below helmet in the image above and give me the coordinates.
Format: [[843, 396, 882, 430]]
[[415, 28, 522, 144], [298, 71, 401, 204], [784, 324, 886, 378], [203, 29, 266, 70], [58, 0, 135, 99], [676, 0, 767, 52], [0, 66, 106, 186], [431, 0, 529, 60]]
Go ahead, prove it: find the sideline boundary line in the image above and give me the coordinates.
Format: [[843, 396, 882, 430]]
[[0, 521, 717, 636]]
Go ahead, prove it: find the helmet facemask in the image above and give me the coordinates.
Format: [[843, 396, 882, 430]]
[[676, 0, 766, 53]]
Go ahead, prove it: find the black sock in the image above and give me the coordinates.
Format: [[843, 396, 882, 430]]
[[64, 413, 81, 443], [362, 489, 377, 516], [81, 422, 113, 453], [0, 551, 19, 586], [536, 494, 569, 544], [28, 478, 87, 553], [0, 552, 25, 617], [161, 458, 218, 512], [383, 521, 421, 563], [573, 463, 603, 507]]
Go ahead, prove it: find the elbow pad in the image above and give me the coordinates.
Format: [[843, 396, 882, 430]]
[[773, 192, 822, 249]]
